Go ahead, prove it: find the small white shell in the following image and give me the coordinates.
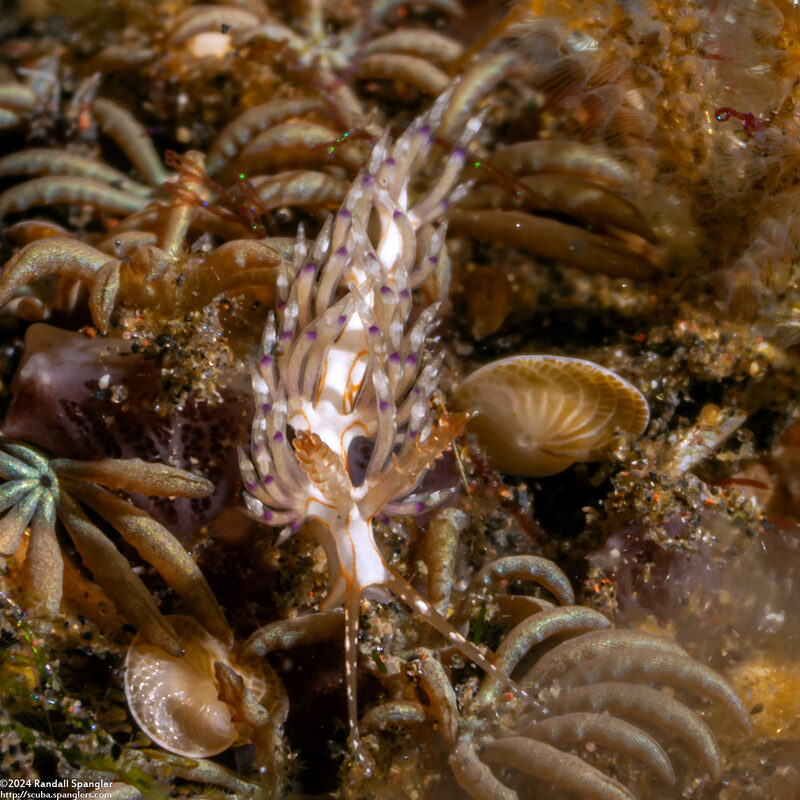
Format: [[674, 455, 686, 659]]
[[125, 615, 266, 758], [454, 354, 649, 476]]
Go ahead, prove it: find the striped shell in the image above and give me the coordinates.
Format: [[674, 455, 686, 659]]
[[125, 615, 267, 757], [454, 355, 649, 476]]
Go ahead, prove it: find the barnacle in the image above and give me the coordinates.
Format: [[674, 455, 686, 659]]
[[454, 355, 649, 477], [0, 438, 228, 654]]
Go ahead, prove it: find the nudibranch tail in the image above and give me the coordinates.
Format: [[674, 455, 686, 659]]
[[242, 91, 495, 763], [343, 561, 525, 764]]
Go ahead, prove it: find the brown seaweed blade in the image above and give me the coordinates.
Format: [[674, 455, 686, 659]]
[[0, 238, 119, 315], [559, 648, 752, 732], [52, 457, 215, 498], [424, 508, 467, 616], [91, 98, 170, 189], [456, 175, 657, 243], [447, 209, 658, 280], [439, 52, 517, 141], [0, 148, 152, 196], [67, 483, 232, 647], [469, 554, 575, 604], [227, 121, 365, 180], [0, 483, 41, 555], [366, 29, 464, 62], [416, 650, 459, 747], [57, 492, 182, 655], [523, 629, 692, 690], [242, 609, 346, 657], [482, 141, 635, 188], [520, 713, 676, 785], [355, 54, 451, 95], [450, 738, 518, 800], [0, 176, 149, 219], [252, 170, 348, 211], [0, 83, 37, 113], [481, 737, 637, 800], [20, 493, 61, 618], [547, 682, 724, 780], [206, 97, 324, 175], [496, 606, 611, 673], [361, 700, 428, 733], [476, 606, 611, 704]]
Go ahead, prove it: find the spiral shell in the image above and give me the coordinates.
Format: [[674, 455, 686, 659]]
[[454, 355, 649, 476], [125, 615, 267, 757]]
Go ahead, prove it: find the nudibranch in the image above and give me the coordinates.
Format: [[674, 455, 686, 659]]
[[239, 94, 514, 762]]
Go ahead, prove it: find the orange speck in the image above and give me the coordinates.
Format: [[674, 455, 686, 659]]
[[652, 492, 660, 502], [77, 109, 91, 133], [80, 326, 97, 338], [503, 691, 514, 701], [635, 332, 646, 343]]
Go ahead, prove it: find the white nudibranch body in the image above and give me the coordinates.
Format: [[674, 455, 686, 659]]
[[240, 94, 512, 761]]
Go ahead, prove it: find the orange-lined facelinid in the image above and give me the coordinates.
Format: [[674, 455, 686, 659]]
[[239, 95, 509, 764]]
